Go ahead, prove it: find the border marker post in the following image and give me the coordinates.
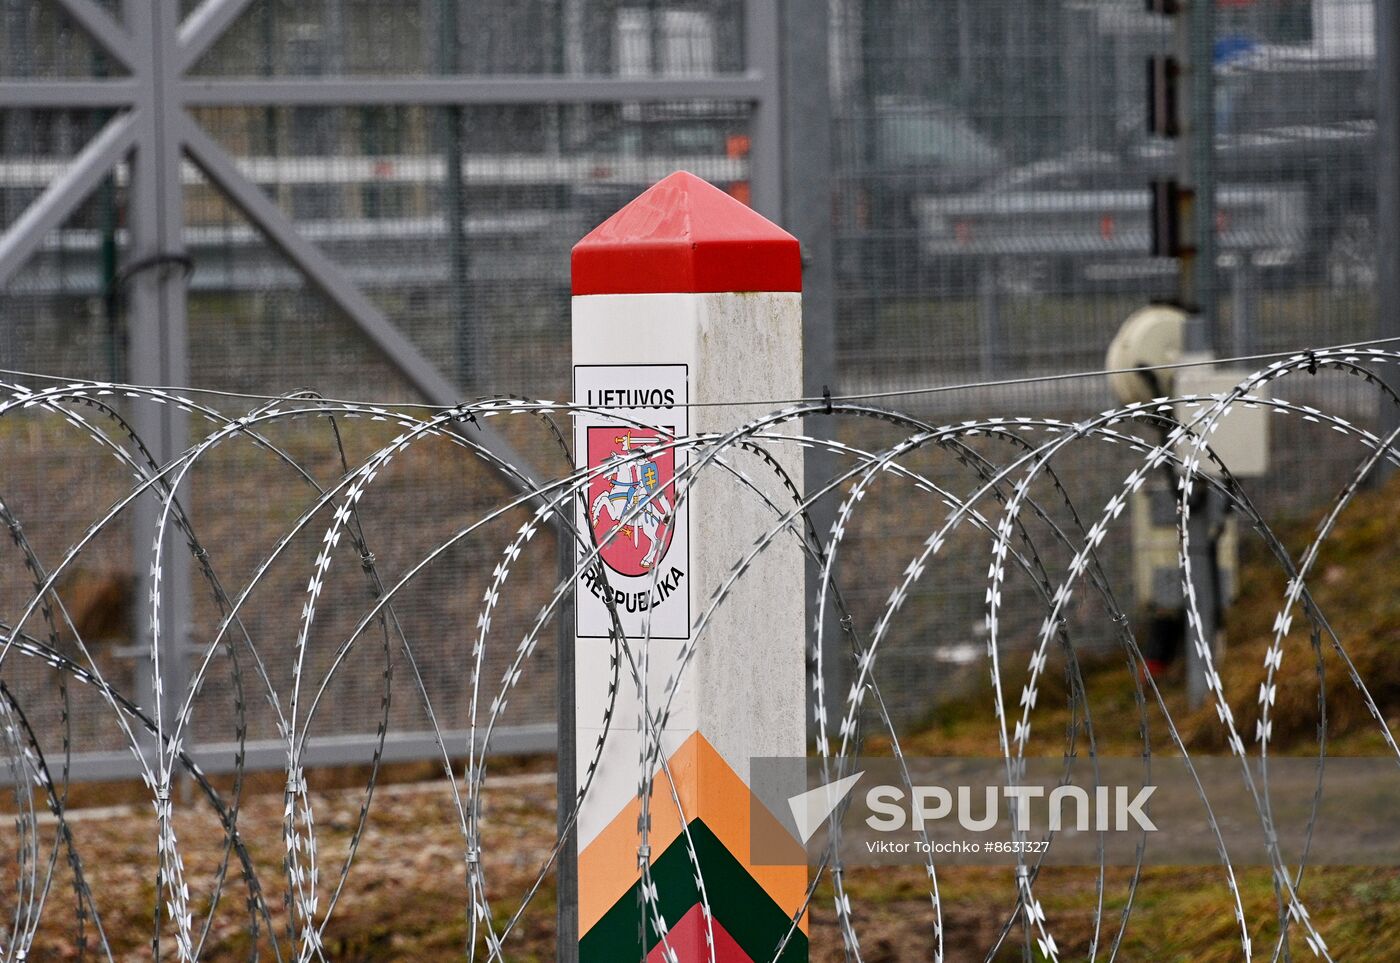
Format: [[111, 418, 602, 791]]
[[570, 171, 808, 962]]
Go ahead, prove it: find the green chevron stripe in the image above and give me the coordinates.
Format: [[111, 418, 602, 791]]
[[579, 818, 807, 962]]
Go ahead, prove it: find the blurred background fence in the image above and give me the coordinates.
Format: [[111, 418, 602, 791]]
[[0, 0, 1390, 768]]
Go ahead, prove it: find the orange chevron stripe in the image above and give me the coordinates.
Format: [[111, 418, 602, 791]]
[[577, 731, 807, 938]]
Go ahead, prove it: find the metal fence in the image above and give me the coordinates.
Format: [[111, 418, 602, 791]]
[[0, 0, 1393, 755], [0, 0, 784, 775], [826, 0, 1388, 722], [830, 0, 1378, 384]]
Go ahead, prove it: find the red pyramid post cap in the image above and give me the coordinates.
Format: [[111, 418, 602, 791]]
[[571, 171, 802, 296]]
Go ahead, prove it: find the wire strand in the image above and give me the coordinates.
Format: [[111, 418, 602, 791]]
[[1, 333, 1397, 411]]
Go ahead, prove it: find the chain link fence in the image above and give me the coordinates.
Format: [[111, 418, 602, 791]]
[[828, 0, 1383, 722]]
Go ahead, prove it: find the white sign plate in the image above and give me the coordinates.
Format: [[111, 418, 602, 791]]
[[573, 364, 691, 639]]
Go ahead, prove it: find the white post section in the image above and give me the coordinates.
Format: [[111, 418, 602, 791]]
[[571, 171, 808, 962]]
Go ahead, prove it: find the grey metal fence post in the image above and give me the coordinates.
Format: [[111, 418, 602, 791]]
[[124, 0, 194, 756], [746, 0, 783, 222], [1230, 255, 1257, 358], [1179, 0, 1218, 354], [1377, 0, 1400, 469], [1186, 489, 1224, 711], [978, 261, 1003, 376], [438, 0, 475, 389], [1190, 0, 1217, 356], [555, 529, 578, 963], [1179, 0, 1219, 711], [780, 0, 837, 739]]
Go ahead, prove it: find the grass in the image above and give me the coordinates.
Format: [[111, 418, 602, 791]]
[[877, 468, 1400, 761]]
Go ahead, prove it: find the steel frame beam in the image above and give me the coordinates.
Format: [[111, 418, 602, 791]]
[[175, 0, 260, 74], [178, 74, 768, 106], [52, 0, 136, 72], [0, 111, 135, 286], [0, 725, 556, 785], [0, 1, 780, 499], [180, 115, 547, 491], [0, 76, 766, 109], [0, 79, 138, 108]]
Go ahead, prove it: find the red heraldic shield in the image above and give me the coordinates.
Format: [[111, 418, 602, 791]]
[[586, 426, 677, 578]]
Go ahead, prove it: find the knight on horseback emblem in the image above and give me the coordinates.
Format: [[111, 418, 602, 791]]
[[587, 427, 675, 575]]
